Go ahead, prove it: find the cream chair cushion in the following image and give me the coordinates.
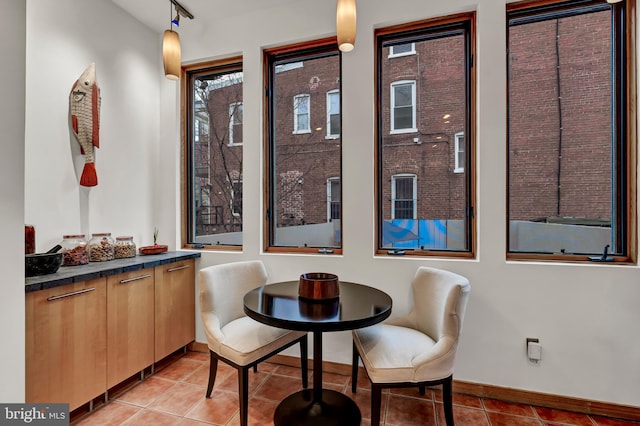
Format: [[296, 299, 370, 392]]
[[199, 260, 306, 366]]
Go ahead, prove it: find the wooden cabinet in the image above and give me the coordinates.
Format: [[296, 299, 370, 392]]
[[25, 279, 107, 411], [154, 259, 195, 361], [25, 255, 198, 410], [106, 269, 154, 388]]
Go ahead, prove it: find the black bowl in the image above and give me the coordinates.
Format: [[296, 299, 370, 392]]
[[25, 253, 63, 277]]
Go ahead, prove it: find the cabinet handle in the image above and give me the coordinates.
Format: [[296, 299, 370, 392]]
[[167, 265, 190, 272], [120, 274, 152, 284], [47, 287, 95, 301]]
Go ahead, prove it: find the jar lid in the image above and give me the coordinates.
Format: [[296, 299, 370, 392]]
[[91, 233, 111, 237], [116, 236, 133, 240], [63, 234, 85, 238]]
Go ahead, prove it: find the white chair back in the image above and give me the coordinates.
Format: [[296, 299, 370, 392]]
[[199, 260, 268, 330], [410, 266, 471, 344]]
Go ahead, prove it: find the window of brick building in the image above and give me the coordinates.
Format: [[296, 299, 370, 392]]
[[293, 94, 311, 134], [183, 58, 243, 249], [265, 38, 342, 253], [392, 174, 417, 220], [389, 43, 415, 58], [229, 102, 243, 146], [390, 80, 416, 133], [327, 177, 341, 221], [454, 132, 465, 173], [326, 90, 341, 138], [507, 0, 636, 262], [376, 14, 476, 256]]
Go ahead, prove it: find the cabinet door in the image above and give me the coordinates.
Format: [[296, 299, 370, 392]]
[[107, 269, 154, 388], [154, 259, 195, 361], [26, 279, 107, 411]]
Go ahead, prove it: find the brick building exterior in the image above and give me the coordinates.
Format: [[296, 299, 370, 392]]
[[195, 9, 612, 238], [508, 10, 611, 222]]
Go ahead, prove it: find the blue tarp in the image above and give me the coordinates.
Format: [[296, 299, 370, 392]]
[[382, 219, 447, 249]]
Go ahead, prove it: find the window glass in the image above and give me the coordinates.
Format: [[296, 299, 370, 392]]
[[327, 90, 341, 138], [377, 15, 475, 255], [507, 0, 633, 260], [391, 81, 416, 132], [294, 94, 311, 134], [390, 43, 415, 57], [266, 40, 342, 252], [185, 60, 243, 247], [327, 177, 341, 220], [229, 102, 243, 146], [455, 132, 464, 173]]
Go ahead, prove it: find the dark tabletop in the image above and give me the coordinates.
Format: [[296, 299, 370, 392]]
[[243, 281, 392, 332]]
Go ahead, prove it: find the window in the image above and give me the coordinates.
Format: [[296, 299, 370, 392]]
[[293, 94, 311, 134], [229, 102, 243, 146], [390, 81, 416, 133], [231, 178, 242, 217], [454, 132, 464, 173], [183, 58, 243, 248], [389, 43, 416, 57], [507, 0, 635, 262], [377, 14, 475, 256], [265, 38, 342, 253], [391, 174, 416, 219], [326, 90, 341, 138], [327, 177, 341, 220]]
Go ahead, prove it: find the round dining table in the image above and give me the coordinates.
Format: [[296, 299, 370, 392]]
[[243, 280, 392, 426]]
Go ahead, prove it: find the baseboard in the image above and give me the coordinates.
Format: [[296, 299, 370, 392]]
[[452, 381, 640, 422], [188, 343, 640, 422]]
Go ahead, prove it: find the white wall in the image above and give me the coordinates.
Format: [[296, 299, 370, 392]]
[[24, 0, 162, 252], [13, 0, 640, 411], [0, 0, 26, 403], [170, 0, 640, 408]]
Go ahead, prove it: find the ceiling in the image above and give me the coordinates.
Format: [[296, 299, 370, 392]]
[[112, 0, 298, 33]]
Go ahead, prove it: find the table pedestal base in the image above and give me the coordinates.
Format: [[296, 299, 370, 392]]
[[274, 389, 361, 426]]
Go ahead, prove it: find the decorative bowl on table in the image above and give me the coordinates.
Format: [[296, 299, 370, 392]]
[[298, 272, 340, 300], [25, 252, 63, 277], [139, 245, 168, 255]]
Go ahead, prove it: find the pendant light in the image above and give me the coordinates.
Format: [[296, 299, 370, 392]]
[[163, 29, 181, 80], [163, 1, 181, 80], [336, 0, 357, 52], [162, 1, 194, 80]]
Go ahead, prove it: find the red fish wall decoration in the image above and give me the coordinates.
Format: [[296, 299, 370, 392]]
[[70, 62, 101, 187]]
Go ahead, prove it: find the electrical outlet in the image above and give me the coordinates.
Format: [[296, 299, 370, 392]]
[[526, 338, 541, 362]]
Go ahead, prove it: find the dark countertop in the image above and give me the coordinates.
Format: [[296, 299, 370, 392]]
[[25, 251, 201, 293]]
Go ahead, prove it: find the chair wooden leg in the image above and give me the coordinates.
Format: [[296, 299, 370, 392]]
[[300, 334, 309, 388], [238, 367, 250, 426], [206, 351, 219, 398], [351, 341, 359, 393], [419, 384, 426, 395], [253, 365, 257, 373], [443, 377, 454, 426], [371, 383, 383, 426]]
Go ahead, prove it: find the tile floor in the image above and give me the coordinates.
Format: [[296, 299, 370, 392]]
[[72, 351, 639, 426]]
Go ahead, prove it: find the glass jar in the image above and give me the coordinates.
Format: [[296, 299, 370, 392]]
[[114, 236, 137, 259], [88, 233, 114, 262], [61, 234, 88, 266]]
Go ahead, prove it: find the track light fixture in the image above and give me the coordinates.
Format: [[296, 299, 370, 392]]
[[162, 0, 193, 80]]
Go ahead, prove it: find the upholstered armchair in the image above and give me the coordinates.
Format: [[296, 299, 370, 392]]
[[199, 260, 308, 426], [351, 266, 471, 426]]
